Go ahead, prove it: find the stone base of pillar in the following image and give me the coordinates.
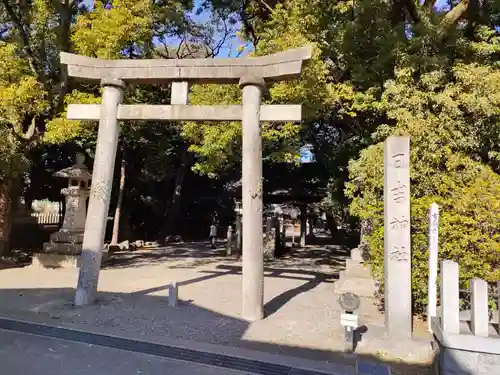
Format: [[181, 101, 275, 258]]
[[34, 230, 108, 269], [32, 253, 82, 268], [49, 231, 84, 244], [32, 251, 109, 269]]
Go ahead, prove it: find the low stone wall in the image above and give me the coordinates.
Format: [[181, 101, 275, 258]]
[[432, 318, 500, 375], [432, 261, 500, 375]]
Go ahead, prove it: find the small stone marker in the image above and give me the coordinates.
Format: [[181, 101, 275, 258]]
[[351, 248, 363, 263], [440, 260, 460, 334], [470, 278, 489, 337], [384, 136, 411, 338], [168, 282, 178, 307], [236, 218, 242, 254], [226, 225, 233, 256]]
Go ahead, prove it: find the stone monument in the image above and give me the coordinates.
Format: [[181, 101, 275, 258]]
[[33, 154, 94, 268], [60, 46, 312, 320], [384, 136, 411, 338]]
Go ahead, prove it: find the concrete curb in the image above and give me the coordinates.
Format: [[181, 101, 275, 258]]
[[0, 311, 356, 375]]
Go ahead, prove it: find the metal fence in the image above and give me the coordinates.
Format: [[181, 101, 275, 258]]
[[30, 212, 62, 225]]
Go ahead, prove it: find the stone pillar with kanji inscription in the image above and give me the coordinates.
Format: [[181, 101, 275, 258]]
[[75, 78, 125, 307], [384, 136, 412, 338]]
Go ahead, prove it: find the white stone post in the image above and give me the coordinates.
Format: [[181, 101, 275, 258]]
[[470, 278, 489, 337], [440, 260, 460, 334], [427, 203, 439, 332], [168, 282, 178, 307], [75, 78, 125, 306], [384, 136, 412, 338], [239, 76, 265, 321]]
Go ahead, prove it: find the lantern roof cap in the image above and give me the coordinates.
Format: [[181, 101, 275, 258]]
[[53, 154, 92, 180]]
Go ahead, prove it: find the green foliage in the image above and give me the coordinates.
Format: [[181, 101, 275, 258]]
[[184, 82, 303, 176], [183, 0, 333, 175], [0, 0, 499, 305], [346, 63, 500, 312], [44, 91, 101, 144], [0, 41, 47, 179], [72, 0, 153, 59]]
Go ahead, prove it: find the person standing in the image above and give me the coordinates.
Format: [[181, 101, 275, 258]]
[[209, 222, 217, 249]]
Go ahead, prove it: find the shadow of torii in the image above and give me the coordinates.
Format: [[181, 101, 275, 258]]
[[132, 264, 339, 318]]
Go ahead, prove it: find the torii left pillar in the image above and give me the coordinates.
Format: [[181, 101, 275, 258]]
[[75, 78, 125, 306]]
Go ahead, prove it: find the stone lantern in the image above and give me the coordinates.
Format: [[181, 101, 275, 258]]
[[33, 154, 92, 268]]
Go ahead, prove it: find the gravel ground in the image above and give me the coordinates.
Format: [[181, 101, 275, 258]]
[[0, 242, 433, 365]]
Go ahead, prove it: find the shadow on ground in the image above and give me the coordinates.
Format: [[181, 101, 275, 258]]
[[0, 237, 445, 374], [0, 286, 443, 375], [102, 242, 231, 269], [127, 263, 339, 318], [101, 239, 351, 271]]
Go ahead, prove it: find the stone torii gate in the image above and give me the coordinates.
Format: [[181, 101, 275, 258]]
[[61, 46, 312, 321]]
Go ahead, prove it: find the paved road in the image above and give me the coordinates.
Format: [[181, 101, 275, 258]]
[[0, 329, 253, 375]]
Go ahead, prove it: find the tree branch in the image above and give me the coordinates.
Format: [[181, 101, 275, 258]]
[[423, 0, 436, 9], [1, 0, 47, 87], [207, 18, 230, 58], [440, 0, 471, 31], [11, 117, 37, 142], [241, 0, 260, 50], [391, 0, 420, 25], [405, 0, 421, 23], [257, 0, 273, 13]]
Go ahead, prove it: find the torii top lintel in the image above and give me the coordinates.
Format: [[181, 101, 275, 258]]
[[60, 46, 313, 84]]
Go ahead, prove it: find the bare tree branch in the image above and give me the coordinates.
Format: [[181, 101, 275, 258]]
[[155, 37, 171, 58], [236, 41, 251, 57], [176, 36, 186, 58], [209, 18, 229, 58]]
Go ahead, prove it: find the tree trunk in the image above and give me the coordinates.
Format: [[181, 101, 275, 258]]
[[110, 145, 126, 245], [0, 179, 13, 257], [165, 146, 193, 237]]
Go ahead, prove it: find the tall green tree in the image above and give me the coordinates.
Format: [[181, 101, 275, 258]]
[[202, 0, 500, 311], [0, 0, 82, 255], [0, 0, 191, 253]]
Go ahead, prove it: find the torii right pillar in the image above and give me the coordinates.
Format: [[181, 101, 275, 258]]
[[240, 76, 265, 321]]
